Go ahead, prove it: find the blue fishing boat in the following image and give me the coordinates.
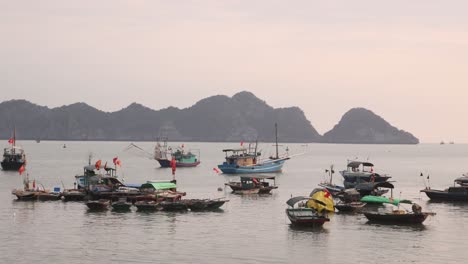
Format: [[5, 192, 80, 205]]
[[217, 124, 290, 174]]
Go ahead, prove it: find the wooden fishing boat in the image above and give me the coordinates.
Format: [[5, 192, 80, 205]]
[[86, 199, 110, 210], [134, 200, 160, 211], [1, 128, 26, 171], [225, 175, 278, 194], [111, 198, 132, 211], [335, 201, 366, 212], [363, 211, 434, 224], [420, 174, 468, 201], [154, 139, 201, 168], [361, 195, 436, 224], [285, 196, 330, 227], [183, 198, 229, 211], [12, 189, 38, 201], [340, 160, 391, 189]]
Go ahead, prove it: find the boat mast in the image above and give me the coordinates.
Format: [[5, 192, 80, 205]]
[[275, 123, 279, 159], [12, 126, 16, 154]]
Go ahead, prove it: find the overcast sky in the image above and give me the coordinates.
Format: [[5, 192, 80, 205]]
[[1, 1, 467, 143]]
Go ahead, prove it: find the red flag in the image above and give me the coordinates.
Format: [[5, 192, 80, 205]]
[[8, 138, 14, 144], [104, 161, 108, 170], [95, 160, 102, 170], [113, 157, 118, 165], [18, 165, 25, 175], [32, 179, 36, 189], [213, 167, 220, 174], [116, 160, 121, 167], [240, 141, 244, 146]]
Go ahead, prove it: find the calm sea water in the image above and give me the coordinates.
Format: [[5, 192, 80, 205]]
[[1, 141, 467, 264]]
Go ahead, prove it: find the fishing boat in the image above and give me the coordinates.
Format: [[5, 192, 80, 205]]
[[111, 198, 132, 211], [225, 175, 278, 194], [340, 160, 391, 188], [217, 124, 290, 174], [285, 196, 330, 227], [86, 199, 110, 210], [318, 165, 345, 196], [134, 200, 160, 211], [335, 201, 366, 212], [334, 189, 366, 212], [420, 174, 468, 201], [70, 158, 140, 201], [1, 129, 26, 171], [12, 189, 38, 201], [361, 195, 435, 224], [154, 138, 201, 168], [183, 198, 229, 211]]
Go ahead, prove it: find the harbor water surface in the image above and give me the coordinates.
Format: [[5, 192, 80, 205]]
[[1, 141, 467, 264]]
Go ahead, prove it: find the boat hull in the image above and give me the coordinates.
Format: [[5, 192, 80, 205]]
[[157, 159, 200, 168], [61, 190, 86, 201], [12, 190, 37, 201], [111, 202, 132, 211], [1, 160, 25, 171], [37, 193, 61, 201], [86, 200, 110, 210], [233, 188, 260, 195], [335, 202, 366, 212], [364, 212, 431, 224], [421, 189, 468, 202], [286, 208, 330, 226], [218, 160, 286, 174], [160, 201, 188, 211], [135, 201, 160, 211], [183, 199, 228, 211]]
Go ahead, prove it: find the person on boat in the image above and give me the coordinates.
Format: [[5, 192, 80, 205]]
[[170, 157, 176, 179]]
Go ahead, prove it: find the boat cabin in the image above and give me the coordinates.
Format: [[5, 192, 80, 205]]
[[345, 161, 374, 173], [222, 148, 260, 167], [454, 175, 468, 187], [2, 147, 26, 162], [239, 175, 276, 188]]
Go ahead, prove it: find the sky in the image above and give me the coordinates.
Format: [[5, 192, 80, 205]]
[[1, 0, 467, 143]]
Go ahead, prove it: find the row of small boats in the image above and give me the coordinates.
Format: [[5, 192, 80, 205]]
[[86, 198, 228, 212]]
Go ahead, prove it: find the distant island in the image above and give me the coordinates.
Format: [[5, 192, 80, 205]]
[[0, 91, 419, 144]]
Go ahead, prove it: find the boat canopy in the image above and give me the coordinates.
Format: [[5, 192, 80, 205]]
[[140, 182, 177, 190], [454, 176, 468, 185], [347, 161, 374, 168], [360, 195, 412, 206], [84, 165, 115, 171], [286, 196, 309, 207], [222, 148, 247, 152]]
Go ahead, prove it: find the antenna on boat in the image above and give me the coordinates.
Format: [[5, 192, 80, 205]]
[[275, 123, 279, 159]]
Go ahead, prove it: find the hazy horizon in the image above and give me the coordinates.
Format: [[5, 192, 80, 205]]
[[1, 1, 467, 143]]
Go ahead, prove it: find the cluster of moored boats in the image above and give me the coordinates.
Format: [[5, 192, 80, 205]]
[[285, 160, 468, 227], [3, 126, 468, 227], [10, 160, 229, 212]]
